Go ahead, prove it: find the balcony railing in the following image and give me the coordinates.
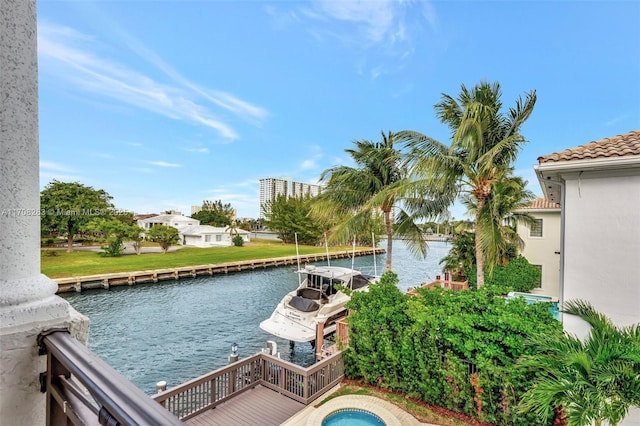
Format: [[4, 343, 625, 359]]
[[154, 350, 344, 421], [38, 329, 183, 426]]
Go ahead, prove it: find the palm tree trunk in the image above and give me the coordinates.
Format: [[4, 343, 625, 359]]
[[384, 209, 393, 269], [475, 197, 485, 288]]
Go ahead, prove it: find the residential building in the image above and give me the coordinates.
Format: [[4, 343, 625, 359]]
[[535, 129, 640, 425], [180, 225, 250, 247], [259, 177, 322, 219], [137, 214, 250, 247], [137, 213, 198, 230], [516, 198, 561, 298]]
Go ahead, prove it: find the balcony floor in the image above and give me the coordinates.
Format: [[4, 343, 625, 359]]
[[184, 385, 305, 426]]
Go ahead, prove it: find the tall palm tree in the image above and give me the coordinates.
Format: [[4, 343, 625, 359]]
[[398, 81, 536, 287], [462, 173, 536, 271], [315, 131, 425, 269], [518, 300, 640, 426]]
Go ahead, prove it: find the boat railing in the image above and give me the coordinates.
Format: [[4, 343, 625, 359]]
[[154, 350, 344, 421], [38, 329, 183, 426]]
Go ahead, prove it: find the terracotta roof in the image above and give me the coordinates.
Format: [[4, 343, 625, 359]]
[[521, 197, 560, 210], [538, 129, 640, 163]]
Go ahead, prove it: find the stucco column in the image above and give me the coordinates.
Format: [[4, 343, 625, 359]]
[[0, 1, 89, 424]]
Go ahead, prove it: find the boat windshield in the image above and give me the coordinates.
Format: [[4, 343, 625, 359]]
[[306, 274, 344, 295]]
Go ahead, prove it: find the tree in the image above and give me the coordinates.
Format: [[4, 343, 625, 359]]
[[518, 300, 640, 426], [232, 235, 244, 247], [462, 173, 536, 270], [41, 180, 114, 252], [128, 225, 145, 255], [315, 131, 425, 269], [399, 81, 537, 287], [264, 195, 323, 245], [85, 218, 130, 257], [146, 225, 179, 254], [192, 200, 234, 227], [439, 229, 475, 280]]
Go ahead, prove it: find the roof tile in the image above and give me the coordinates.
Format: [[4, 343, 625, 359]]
[[522, 197, 560, 210], [538, 129, 640, 163]]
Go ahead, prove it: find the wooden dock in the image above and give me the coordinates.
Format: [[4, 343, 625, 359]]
[[184, 385, 304, 426], [53, 248, 384, 293]]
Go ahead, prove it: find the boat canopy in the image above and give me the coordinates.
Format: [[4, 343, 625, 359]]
[[288, 296, 319, 312]]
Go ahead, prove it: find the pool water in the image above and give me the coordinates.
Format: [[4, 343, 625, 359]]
[[506, 292, 559, 320], [322, 409, 386, 426]]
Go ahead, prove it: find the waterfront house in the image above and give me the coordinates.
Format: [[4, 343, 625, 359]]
[[516, 198, 561, 298], [535, 129, 640, 425], [138, 213, 199, 230], [180, 225, 251, 247], [138, 214, 250, 247]]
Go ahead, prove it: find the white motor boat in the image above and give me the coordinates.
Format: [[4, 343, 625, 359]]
[[259, 264, 379, 343]]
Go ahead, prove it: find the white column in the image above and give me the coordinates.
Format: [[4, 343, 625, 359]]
[[0, 1, 89, 424]]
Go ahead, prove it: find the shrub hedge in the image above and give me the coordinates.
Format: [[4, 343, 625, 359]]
[[344, 270, 561, 425]]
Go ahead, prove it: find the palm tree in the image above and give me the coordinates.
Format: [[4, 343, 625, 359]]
[[315, 131, 425, 269], [439, 229, 475, 280], [398, 81, 536, 287], [518, 300, 640, 426], [462, 173, 536, 271]]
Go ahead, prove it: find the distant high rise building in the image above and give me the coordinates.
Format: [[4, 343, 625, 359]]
[[259, 177, 322, 219]]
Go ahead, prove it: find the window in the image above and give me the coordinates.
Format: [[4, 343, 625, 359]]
[[216, 235, 222, 242], [533, 265, 543, 288], [205, 235, 211, 242], [530, 219, 543, 237]]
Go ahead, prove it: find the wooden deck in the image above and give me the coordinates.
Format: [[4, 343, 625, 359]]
[[184, 385, 305, 426]]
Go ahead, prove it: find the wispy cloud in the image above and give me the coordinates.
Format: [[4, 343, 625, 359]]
[[111, 26, 269, 124], [184, 147, 210, 154], [296, 0, 437, 52], [40, 161, 81, 183], [300, 159, 316, 170], [144, 161, 182, 168], [604, 114, 628, 127], [38, 21, 268, 140], [40, 161, 73, 172]]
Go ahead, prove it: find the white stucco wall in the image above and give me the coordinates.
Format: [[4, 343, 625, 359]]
[[518, 211, 561, 298], [562, 173, 640, 339]]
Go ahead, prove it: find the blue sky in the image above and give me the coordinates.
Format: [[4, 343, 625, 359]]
[[37, 1, 640, 220]]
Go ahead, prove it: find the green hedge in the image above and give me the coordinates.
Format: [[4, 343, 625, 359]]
[[467, 256, 542, 293], [344, 271, 561, 425]]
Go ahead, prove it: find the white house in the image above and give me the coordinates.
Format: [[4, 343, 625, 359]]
[[516, 198, 561, 298], [138, 214, 250, 247], [180, 225, 251, 247], [137, 213, 199, 230], [535, 129, 640, 424]]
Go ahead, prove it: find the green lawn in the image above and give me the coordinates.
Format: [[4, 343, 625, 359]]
[[41, 240, 364, 278]]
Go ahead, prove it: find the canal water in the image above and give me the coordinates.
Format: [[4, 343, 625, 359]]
[[60, 240, 450, 394]]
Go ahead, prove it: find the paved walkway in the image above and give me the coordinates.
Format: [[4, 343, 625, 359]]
[[282, 387, 437, 426]]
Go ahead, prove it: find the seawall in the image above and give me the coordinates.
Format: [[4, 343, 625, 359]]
[[53, 248, 385, 293]]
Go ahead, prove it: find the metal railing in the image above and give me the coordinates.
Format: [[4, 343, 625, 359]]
[[154, 350, 344, 421], [38, 329, 183, 426]]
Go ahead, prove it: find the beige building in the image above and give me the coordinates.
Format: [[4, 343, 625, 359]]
[[516, 198, 561, 298], [535, 129, 640, 425]]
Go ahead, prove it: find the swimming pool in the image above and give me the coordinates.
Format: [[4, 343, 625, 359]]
[[322, 409, 386, 426], [506, 291, 559, 320]]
